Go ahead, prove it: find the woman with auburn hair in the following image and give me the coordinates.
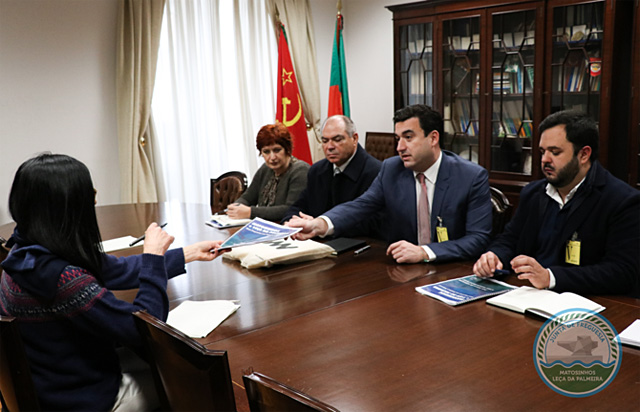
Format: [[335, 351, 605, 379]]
[[227, 122, 309, 221], [0, 153, 227, 411]]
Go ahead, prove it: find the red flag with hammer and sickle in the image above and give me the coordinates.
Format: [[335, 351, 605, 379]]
[[275, 24, 312, 164]]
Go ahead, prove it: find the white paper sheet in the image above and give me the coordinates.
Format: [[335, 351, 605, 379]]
[[166, 300, 240, 338], [618, 319, 640, 348], [101, 236, 142, 252]]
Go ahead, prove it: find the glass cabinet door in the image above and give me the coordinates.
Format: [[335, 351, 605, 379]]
[[399, 23, 434, 107], [491, 9, 536, 175], [550, 2, 604, 118], [442, 17, 481, 164]]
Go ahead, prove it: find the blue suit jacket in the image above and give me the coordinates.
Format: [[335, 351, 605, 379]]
[[489, 161, 640, 296], [282, 144, 382, 237], [325, 151, 492, 262]]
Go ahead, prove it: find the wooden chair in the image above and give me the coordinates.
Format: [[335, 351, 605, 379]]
[[0, 315, 41, 412], [133, 311, 236, 412], [364, 132, 397, 161], [210, 171, 248, 215], [489, 186, 513, 237], [243, 369, 339, 412]]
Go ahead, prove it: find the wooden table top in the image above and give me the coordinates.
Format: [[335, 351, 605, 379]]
[[2, 203, 638, 411]]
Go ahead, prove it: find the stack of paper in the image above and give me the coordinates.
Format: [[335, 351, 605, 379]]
[[166, 300, 240, 338]]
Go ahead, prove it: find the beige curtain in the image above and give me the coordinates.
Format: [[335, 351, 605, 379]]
[[116, 0, 165, 203], [269, 0, 323, 162]]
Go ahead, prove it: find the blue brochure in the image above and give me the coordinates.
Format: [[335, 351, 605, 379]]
[[220, 217, 301, 249], [415, 275, 515, 306]]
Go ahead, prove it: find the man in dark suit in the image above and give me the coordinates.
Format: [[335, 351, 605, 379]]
[[474, 110, 640, 296], [282, 115, 382, 237], [288, 104, 492, 263]]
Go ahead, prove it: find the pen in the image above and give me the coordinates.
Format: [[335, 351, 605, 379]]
[[354, 245, 370, 255], [129, 222, 168, 247]]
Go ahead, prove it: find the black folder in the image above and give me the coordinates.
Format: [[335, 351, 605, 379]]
[[324, 237, 367, 255]]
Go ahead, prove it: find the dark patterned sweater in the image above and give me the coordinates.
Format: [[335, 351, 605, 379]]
[[0, 235, 186, 411]]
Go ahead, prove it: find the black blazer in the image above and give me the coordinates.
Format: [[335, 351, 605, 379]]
[[282, 144, 382, 237], [489, 161, 640, 296]]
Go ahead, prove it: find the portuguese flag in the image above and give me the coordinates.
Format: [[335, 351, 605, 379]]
[[328, 13, 350, 117], [276, 24, 312, 165]]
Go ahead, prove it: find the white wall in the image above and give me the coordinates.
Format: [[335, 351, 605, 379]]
[[310, 0, 407, 139], [0, 0, 407, 225], [0, 0, 120, 224]]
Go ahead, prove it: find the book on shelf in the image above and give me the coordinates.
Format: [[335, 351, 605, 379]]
[[415, 275, 516, 306], [486, 286, 605, 320]]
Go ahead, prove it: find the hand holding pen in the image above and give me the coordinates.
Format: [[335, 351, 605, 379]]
[[139, 223, 174, 256], [129, 222, 168, 247]]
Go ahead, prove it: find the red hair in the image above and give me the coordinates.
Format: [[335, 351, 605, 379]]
[[256, 122, 293, 155]]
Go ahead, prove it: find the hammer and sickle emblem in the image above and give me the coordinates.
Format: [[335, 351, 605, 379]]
[[281, 94, 302, 127]]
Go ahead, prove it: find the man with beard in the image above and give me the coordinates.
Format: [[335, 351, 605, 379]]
[[473, 110, 639, 296]]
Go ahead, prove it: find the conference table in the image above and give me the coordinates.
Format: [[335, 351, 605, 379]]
[[1, 203, 638, 411]]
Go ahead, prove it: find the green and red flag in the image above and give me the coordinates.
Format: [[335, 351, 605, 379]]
[[276, 24, 312, 165], [328, 13, 350, 117]]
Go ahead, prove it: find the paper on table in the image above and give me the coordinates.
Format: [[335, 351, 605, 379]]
[[102, 236, 141, 252], [618, 319, 640, 348], [166, 300, 240, 338]]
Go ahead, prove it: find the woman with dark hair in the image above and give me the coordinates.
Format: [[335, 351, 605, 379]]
[[227, 122, 309, 221], [0, 153, 227, 411]]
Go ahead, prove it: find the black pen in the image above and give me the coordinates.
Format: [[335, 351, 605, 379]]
[[354, 245, 370, 255], [129, 223, 168, 247]]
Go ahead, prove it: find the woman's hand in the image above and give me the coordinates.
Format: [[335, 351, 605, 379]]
[[142, 222, 174, 256], [183, 240, 230, 263], [226, 203, 251, 219]]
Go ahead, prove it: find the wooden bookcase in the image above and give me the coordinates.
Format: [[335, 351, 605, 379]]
[[388, 0, 636, 203]]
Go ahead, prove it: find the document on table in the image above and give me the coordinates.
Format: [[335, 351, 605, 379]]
[[101, 236, 141, 252], [166, 300, 240, 338], [618, 319, 640, 348]]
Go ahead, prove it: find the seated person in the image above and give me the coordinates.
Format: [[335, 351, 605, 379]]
[[227, 122, 309, 222], [287, 104, 492, 263], [282, 115, 382, 237], [0, 153, 227, 411], [474, 110, 640, 296]]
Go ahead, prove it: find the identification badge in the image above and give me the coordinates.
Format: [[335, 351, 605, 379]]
[[436, 217, 448, 242], [436, 227, 448, 242], [565, 233, 581, 265]]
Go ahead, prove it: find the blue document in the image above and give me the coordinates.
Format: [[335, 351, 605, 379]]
[[415, 275, 515, 306], [220, 217, 301, 249]]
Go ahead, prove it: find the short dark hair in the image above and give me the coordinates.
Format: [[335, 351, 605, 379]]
[[539, 110, 599, 161], [393, 104, 444, 141], [256, 122, 293, 156], [9, 153, 104, 279]]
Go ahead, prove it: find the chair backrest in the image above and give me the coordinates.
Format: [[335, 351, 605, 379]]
[[133, 311, 237, 412], [211, 171, 248, 215], [0, 315, 41, 412], [0, 236, 10, 263], [489, 186, 513, 237], [243, 370, 339, 412], [364, 132, 397, 162]]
